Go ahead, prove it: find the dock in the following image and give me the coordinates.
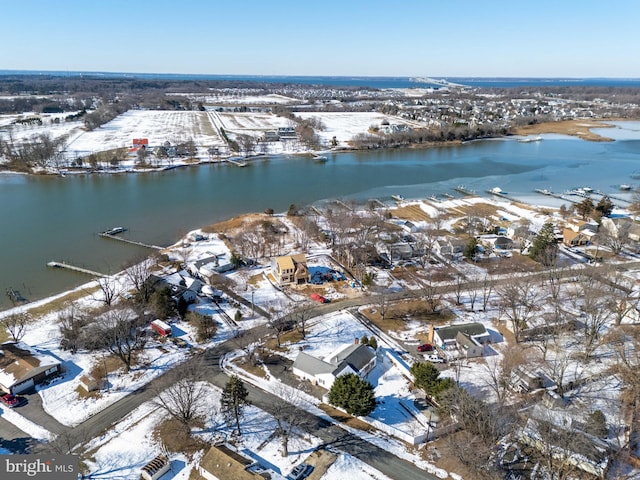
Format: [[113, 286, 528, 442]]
[[534, 188, 578, 204], [99, 233, 163, 250], [47, 261, 108, 278], [454, 185, 476, 196], [368, 198, 387, 209], [227, 158, 247, 167]]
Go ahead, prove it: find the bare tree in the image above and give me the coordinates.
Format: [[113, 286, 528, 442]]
[[497, 276, 540, 343], [0, 312, 30, 342], [270, 384, 314, 457], [91, 307, 147, 372], [480, 275, 493, 312], [453, 273, 465, 305], [291, 301, 314, 339], [153, 359, 207, 426], [94, 275, 122, 306], [570, 271, 612, 359], [124, 256, 157, 304], [233, 328, 262, 367], [58, 305, 90, 353]]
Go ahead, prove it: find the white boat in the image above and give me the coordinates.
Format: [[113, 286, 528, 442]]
[[313, 155, 328, 162], [391, 194, 405, 202], [103, 226, 127, 235], [620, 184, 632, 191]]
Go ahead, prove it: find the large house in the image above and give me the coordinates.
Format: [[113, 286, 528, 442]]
[[0, 342, 62, 394], [292, 342, 377, 389], [271, 254, 311, 286], [432, 323, 490, 359]]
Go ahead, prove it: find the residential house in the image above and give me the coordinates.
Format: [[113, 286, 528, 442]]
[[432, 323, 490, 358], [151, 272, 204, 304], [434, 238, 467, 260], [188, 253, 235, 279], [601, 217, 640, 243], [292, 342, 377, 389], [0, 342, 62, 394], [478, 234, 514, 251], [562, 228, 593, 247], [271, 254, 311, 286], [197, 443, 267, 480]]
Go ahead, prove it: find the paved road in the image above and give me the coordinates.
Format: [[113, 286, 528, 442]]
[[29, 325, 436, 480]]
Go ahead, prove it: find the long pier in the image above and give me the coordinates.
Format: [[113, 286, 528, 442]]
[[47, 261, 107, 278], [534, 188, 578, 204], [99, 233, 163, 250]]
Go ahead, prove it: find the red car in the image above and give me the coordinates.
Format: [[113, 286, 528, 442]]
[[417, 343, 433, 352], [1, 393, 27, 408]]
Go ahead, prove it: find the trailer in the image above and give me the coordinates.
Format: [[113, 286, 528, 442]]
[[150, 319, 172, 337]]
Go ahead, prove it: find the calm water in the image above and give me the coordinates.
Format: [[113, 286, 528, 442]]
[[2, 124, 640, 309], [4, 71, 640, 89]]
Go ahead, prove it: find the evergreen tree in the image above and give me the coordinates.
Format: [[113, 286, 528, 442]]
[[328, 373, 377, 417], [464, 237, 478, 260], [595, 196, 614, 218], [221, 376, 250, 435], [576, 197, 595, 219], [529, 222, 558, 266], [585, 409, 608, 437], [411, 362, 455, 397]]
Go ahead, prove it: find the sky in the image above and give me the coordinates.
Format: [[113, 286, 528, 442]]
[[2, 0, 640, 78]]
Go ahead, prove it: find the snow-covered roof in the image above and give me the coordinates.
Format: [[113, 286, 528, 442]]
[[0, 342, 60, 391]]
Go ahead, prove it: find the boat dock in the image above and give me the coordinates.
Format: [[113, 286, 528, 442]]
[[368, 198, 387, 209], [534, 188, 578, 203], [47, 261, 108, 278], [227, 158, 247, 167], [99, 232, 163, 250], [454, 185, 476, 196]]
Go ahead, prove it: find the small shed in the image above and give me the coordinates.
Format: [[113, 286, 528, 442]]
[[141, 455, 170, 480], [79, 374, 100, 392]]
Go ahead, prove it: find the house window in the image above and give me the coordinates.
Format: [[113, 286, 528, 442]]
[[45, 366, 58, 376]]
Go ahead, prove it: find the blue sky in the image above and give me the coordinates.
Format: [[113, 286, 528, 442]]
[[3, 0, 639, 77]]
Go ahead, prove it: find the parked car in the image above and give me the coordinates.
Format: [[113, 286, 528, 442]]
[[310, 293, 329, 304], [1, 393, 27, 408], [417, 343, 433, 352], [425, 354, 445, 363], [287, 463, 314, 480]]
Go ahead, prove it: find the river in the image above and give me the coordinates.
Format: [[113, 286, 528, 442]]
[[2, 122, 640, 310]]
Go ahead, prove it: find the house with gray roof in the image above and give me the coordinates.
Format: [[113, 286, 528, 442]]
[[292, 342, 377, 389], [433, 322, 490, 358]]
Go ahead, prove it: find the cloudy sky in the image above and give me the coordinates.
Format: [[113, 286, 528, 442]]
[[3, 0, 639, 77]]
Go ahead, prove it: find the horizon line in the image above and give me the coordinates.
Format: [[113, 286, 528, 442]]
[[1, 69, 639, 81]]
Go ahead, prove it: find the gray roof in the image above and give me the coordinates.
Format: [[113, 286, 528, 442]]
[[436, 323, 488, 341], [327, 344, 376, 372], [292, 352, 336, 376], [293, 344, 376, 377]]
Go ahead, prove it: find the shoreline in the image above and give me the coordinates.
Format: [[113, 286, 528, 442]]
[[512, 118, 626, 142], [2, 117, 639, 177]]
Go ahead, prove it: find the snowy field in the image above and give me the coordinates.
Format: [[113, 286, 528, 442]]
[[218, 111, 293, 132], [67, 110, 225, 158], [295, 111, 416, 146]]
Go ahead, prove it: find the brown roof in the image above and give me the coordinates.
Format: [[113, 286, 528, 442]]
[[275, 256, 295, 271], [0, 343, 42, 380], [199, 444, 260, 480]]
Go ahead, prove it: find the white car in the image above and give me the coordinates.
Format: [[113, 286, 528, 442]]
[[425, 354, 445, 363]]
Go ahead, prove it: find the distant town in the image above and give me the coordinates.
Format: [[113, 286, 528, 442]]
[[2, 75, 640, 480]]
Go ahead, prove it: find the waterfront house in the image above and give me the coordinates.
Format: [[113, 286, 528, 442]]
[[0, 342, 62, 394], [292, 342, 377, 389], [271, 254, 311, 286]]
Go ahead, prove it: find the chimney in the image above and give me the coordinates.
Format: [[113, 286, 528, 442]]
[[354, 337, 359, 345], [427, 324, 434, 344]]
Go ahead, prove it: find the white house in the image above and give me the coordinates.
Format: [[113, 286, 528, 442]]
[[292, 343, 377, 389], [432, 323, 490, 359]]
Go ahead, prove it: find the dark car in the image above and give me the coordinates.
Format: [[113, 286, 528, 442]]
[[287, 463, 313, 480], [417, 343, 433, 352], [1, 393, 27, 408]]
